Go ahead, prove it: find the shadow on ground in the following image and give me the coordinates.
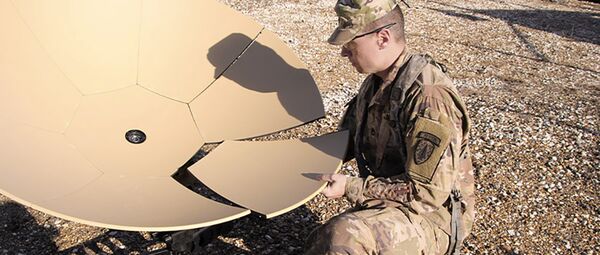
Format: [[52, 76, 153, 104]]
[[52, 205, 319, 255], [429, 2, 600, 45], [58, 231, 157, 255], [0, 201, 59, 254], [194, 206, 319, 255]]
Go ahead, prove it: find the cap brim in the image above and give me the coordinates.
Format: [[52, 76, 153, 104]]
[[327, 27, 358, 46]]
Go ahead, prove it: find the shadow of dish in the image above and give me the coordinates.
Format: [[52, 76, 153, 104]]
[[0, 201, 59, 254], [205, 32, 325, 137], [193, 206, 321, 255], [59, 231, 154, 255]]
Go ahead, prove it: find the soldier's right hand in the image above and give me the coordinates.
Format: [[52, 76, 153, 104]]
[[320, 174, 347, 199]]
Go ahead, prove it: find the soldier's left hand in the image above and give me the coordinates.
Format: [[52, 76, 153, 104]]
[[320, 174, 347, 198]]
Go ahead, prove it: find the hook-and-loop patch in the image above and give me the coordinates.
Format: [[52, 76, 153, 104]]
[[414, 131, 441, 164], [407, 116, 451, 183]]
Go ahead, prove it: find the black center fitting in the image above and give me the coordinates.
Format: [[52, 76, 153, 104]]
[[125, 130, 146, 144]]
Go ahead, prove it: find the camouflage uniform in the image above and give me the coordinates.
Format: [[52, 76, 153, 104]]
[[306, 1, 474, 252]]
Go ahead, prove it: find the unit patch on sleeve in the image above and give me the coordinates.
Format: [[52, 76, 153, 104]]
[[407, 117, 452, 183], [414, 131, 441, 165]]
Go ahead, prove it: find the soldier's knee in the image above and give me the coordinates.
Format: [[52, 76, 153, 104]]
[[305, 213, 376, 254]]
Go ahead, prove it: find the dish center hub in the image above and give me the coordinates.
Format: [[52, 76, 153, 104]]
[[125, 130, 146, 144]]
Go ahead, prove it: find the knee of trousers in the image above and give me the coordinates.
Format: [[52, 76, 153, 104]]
[[307, 208, 438, 255], [305, 213, 377, 254], [327, 213, 376, 245]]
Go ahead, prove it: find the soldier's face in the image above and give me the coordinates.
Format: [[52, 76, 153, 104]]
[[341, 35, 381, 74]]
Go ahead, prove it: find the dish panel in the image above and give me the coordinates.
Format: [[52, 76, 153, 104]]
[[12, 0, 140, 94], [189, 30, 324, 142], [0, 1, 81, 133], [189, 131, 348, 218], [0, 123, 101, 206], [37, 175, 250, 231], [138, 0, 263, 102]]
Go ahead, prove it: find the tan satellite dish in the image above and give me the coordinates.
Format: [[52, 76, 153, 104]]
[[0, 0, 338, 231]]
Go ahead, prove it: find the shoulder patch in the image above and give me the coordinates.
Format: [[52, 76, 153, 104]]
[[414, 131, 440, 164], [407, 117, 451, 183]]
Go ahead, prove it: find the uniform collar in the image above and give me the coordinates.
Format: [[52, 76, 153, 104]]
[[379, 47, 411, 85], [367, 48, 411, 106]]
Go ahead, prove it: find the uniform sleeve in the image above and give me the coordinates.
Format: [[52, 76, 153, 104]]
[[405, 85, 464, 211], [344, 84, 464, 208], [345, 175, 413, 205]]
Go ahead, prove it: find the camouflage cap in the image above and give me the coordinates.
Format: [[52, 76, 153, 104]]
[[328, 0, 398, 45]]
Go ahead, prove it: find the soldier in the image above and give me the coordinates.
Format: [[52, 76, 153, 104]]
[[305, 0, 475, 254]]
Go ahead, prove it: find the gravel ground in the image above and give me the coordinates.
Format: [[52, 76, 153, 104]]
[[1, 0, 598, 254]]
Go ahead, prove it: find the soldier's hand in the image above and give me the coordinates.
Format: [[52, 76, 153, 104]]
[[320, 174, 347, 199]]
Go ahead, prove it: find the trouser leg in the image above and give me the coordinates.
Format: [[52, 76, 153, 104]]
[[305, 207, 447, 255], [305, 208, 377, 255]]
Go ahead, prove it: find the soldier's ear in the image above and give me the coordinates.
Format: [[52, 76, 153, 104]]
[[377, 29, 391, 49]]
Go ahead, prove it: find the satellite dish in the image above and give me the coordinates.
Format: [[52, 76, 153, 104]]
[[0, 0, 346, 231]]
